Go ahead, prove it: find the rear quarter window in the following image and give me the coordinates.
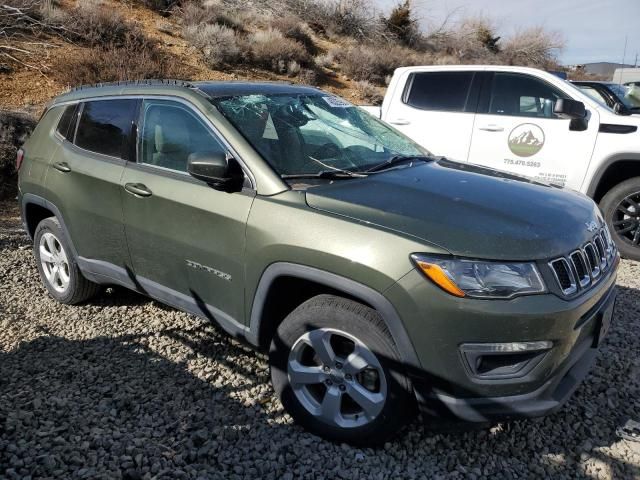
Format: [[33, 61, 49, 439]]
[[55, 105, 79, 141], [404, 72, 475, 112], [75, 99, 138, 159]]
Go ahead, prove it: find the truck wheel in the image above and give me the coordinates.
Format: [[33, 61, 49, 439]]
[[269, 294, 415, 445], [600, 177, 640, 261], [33, 217, 100, 304]]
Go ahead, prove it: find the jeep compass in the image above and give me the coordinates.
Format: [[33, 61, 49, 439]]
[[17, 80, 618, 445]]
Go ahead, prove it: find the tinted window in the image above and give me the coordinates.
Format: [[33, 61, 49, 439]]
[[405, 72, 474, 112], [488, 73, 569, 118], [75, 100, 137, 158], [56, 105, 78, 141], [139, 100, 226, 172]]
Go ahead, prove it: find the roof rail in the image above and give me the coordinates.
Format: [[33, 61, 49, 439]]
[[67, 79, 199, 93]]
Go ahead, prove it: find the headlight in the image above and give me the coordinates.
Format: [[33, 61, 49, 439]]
[[411, 254, 546, 299]]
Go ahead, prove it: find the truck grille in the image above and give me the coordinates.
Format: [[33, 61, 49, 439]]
[[548, 227, 616, 297]]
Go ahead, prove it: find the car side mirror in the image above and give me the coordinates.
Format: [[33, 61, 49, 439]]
[[187, 151, 244, 192], [554, 99, 588, 131]]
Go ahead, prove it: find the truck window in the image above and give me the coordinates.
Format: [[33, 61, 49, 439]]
[[488, 73, 569, 118], [75, 99, 138, 159], [404, 72, 474, 112]]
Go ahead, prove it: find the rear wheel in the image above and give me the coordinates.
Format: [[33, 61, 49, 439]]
[[600, 177, 640, 261], [33, 217, 100, 304], [269, 294, 415, 445]]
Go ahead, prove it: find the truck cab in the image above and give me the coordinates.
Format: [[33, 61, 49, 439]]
[[368, 65, 640, 260]]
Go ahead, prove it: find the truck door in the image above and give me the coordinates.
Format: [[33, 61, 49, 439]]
[[467, 72, 599, 190], [383, 70, 480, 162]]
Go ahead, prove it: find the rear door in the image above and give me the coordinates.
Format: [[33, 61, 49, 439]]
[[120, 98, 254, 325], [45, 98, 137, 268], [383, 70, 480, 161], [467, 72, 599, 190]]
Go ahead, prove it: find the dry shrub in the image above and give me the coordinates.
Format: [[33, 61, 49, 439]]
[[184, 23, 242, 67], [335, 44, 424, 85], [54, 43, 180, 87], [0, 110, 36, 198], [128, 0, 181, 16], [314, 52, 334, 68], [298, 68, 319, 85], [270, 16, 317, 55], [246, 29, 310, 73], [500, 27, 563, 68], [180, 2, 243, 31], [355, 80, 383, 105], [70, 2, 152, 50], [384, 0, 420, 47]]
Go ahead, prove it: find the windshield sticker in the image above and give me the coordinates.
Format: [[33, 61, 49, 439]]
[[322, 96, 353, 108], [508, 124, 545, 157]]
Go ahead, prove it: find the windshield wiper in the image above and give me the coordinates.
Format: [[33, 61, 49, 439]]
[[282, 170, 367, 180], [364, 155, 432, 173]]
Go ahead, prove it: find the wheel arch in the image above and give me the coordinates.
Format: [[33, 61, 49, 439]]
[[587, 154, 640, 203], [21, 193, 78, 258], [249, 262, 421, 370]]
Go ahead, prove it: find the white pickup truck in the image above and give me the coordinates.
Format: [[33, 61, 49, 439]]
[[363, 65, 640, 260]]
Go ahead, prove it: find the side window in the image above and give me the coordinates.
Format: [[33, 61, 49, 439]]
[[404, 72, 474, 112], [75, 99, 137, 158], [56, 104, 79, 141], [488, 73, 569, 118], [139, 100, 226, 173]]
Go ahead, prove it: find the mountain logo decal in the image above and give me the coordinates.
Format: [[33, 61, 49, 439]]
[[508, 123, 545, 157]]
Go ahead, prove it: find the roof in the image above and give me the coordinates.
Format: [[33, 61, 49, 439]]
[[194, 81, 323, 98], [51, 79, 324, 106]]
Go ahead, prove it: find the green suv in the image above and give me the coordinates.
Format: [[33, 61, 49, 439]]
[[18, 80, 618, 444]]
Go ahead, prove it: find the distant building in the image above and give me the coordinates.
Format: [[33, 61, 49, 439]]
[[571, 62, 635, 79], [613, 68, 640, 84]]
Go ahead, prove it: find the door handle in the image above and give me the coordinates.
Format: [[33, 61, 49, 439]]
[[478, 125, 504, 132], [124, 183, 153, 197], [52, 162, 71, 173], [389, 118, 411, 125]]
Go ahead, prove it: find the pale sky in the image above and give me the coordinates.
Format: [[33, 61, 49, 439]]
[[375, 0, 640, 65]]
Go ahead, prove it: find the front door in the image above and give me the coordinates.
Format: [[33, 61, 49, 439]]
[[120, 99, 254, 325], [467, 72, 599, 190], [384, 70, 479, 161]]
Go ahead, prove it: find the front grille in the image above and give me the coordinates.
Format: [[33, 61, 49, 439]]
[[548, 227, 616, 297]]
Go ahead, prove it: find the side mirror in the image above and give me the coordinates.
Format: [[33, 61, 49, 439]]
[[553, 98, 586, 119], [187, 151, 243, 191], [554, 99, 588, 131]]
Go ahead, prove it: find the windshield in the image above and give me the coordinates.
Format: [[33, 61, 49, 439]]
[[213, 93, 429, 177], [607, 83, 640, 110]]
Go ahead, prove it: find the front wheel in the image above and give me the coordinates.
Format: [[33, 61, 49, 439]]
[[269, 295, 416, 445], [600, 177, 640, 261]]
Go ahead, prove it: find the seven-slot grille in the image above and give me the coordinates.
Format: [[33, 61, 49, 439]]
[[548, 227, 616, 296]]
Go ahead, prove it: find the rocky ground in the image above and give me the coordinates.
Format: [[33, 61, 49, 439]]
[[0, 199, 639, 479]]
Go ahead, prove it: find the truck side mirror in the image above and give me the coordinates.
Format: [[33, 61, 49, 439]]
[[554, 99, 588, 131]]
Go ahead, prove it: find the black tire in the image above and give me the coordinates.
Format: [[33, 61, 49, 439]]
[[600, 177, 640, 261], [269, 294, 416, 445], [33, 217, 100, 304]]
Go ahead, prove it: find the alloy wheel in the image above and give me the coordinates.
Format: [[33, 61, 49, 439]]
[[287, 328, 387, 429], [612, 191, 640, 246], [39, 232, 70, 293]]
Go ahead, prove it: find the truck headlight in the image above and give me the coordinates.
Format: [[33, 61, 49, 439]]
[[411, 254, 546, 299]]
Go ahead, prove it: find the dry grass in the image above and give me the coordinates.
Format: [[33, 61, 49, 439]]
[[270, 16, 317, 55], [354, 80, 383, 105]]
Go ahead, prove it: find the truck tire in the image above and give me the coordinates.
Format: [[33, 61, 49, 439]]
[[33, 217, 101, 304], [600, 177, 640, 262], [269, 294, 416, 445]]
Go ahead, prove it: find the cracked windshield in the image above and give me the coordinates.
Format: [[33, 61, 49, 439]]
[[214, 94, 429, 179]]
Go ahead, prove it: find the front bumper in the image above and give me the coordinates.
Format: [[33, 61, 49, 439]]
[[385, 261, 617, 422]]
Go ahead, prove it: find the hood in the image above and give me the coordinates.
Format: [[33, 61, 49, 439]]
[[305, 160, 602, 261]]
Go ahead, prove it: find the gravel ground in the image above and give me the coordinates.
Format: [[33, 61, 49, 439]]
[[0, 199, 639, 480]]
